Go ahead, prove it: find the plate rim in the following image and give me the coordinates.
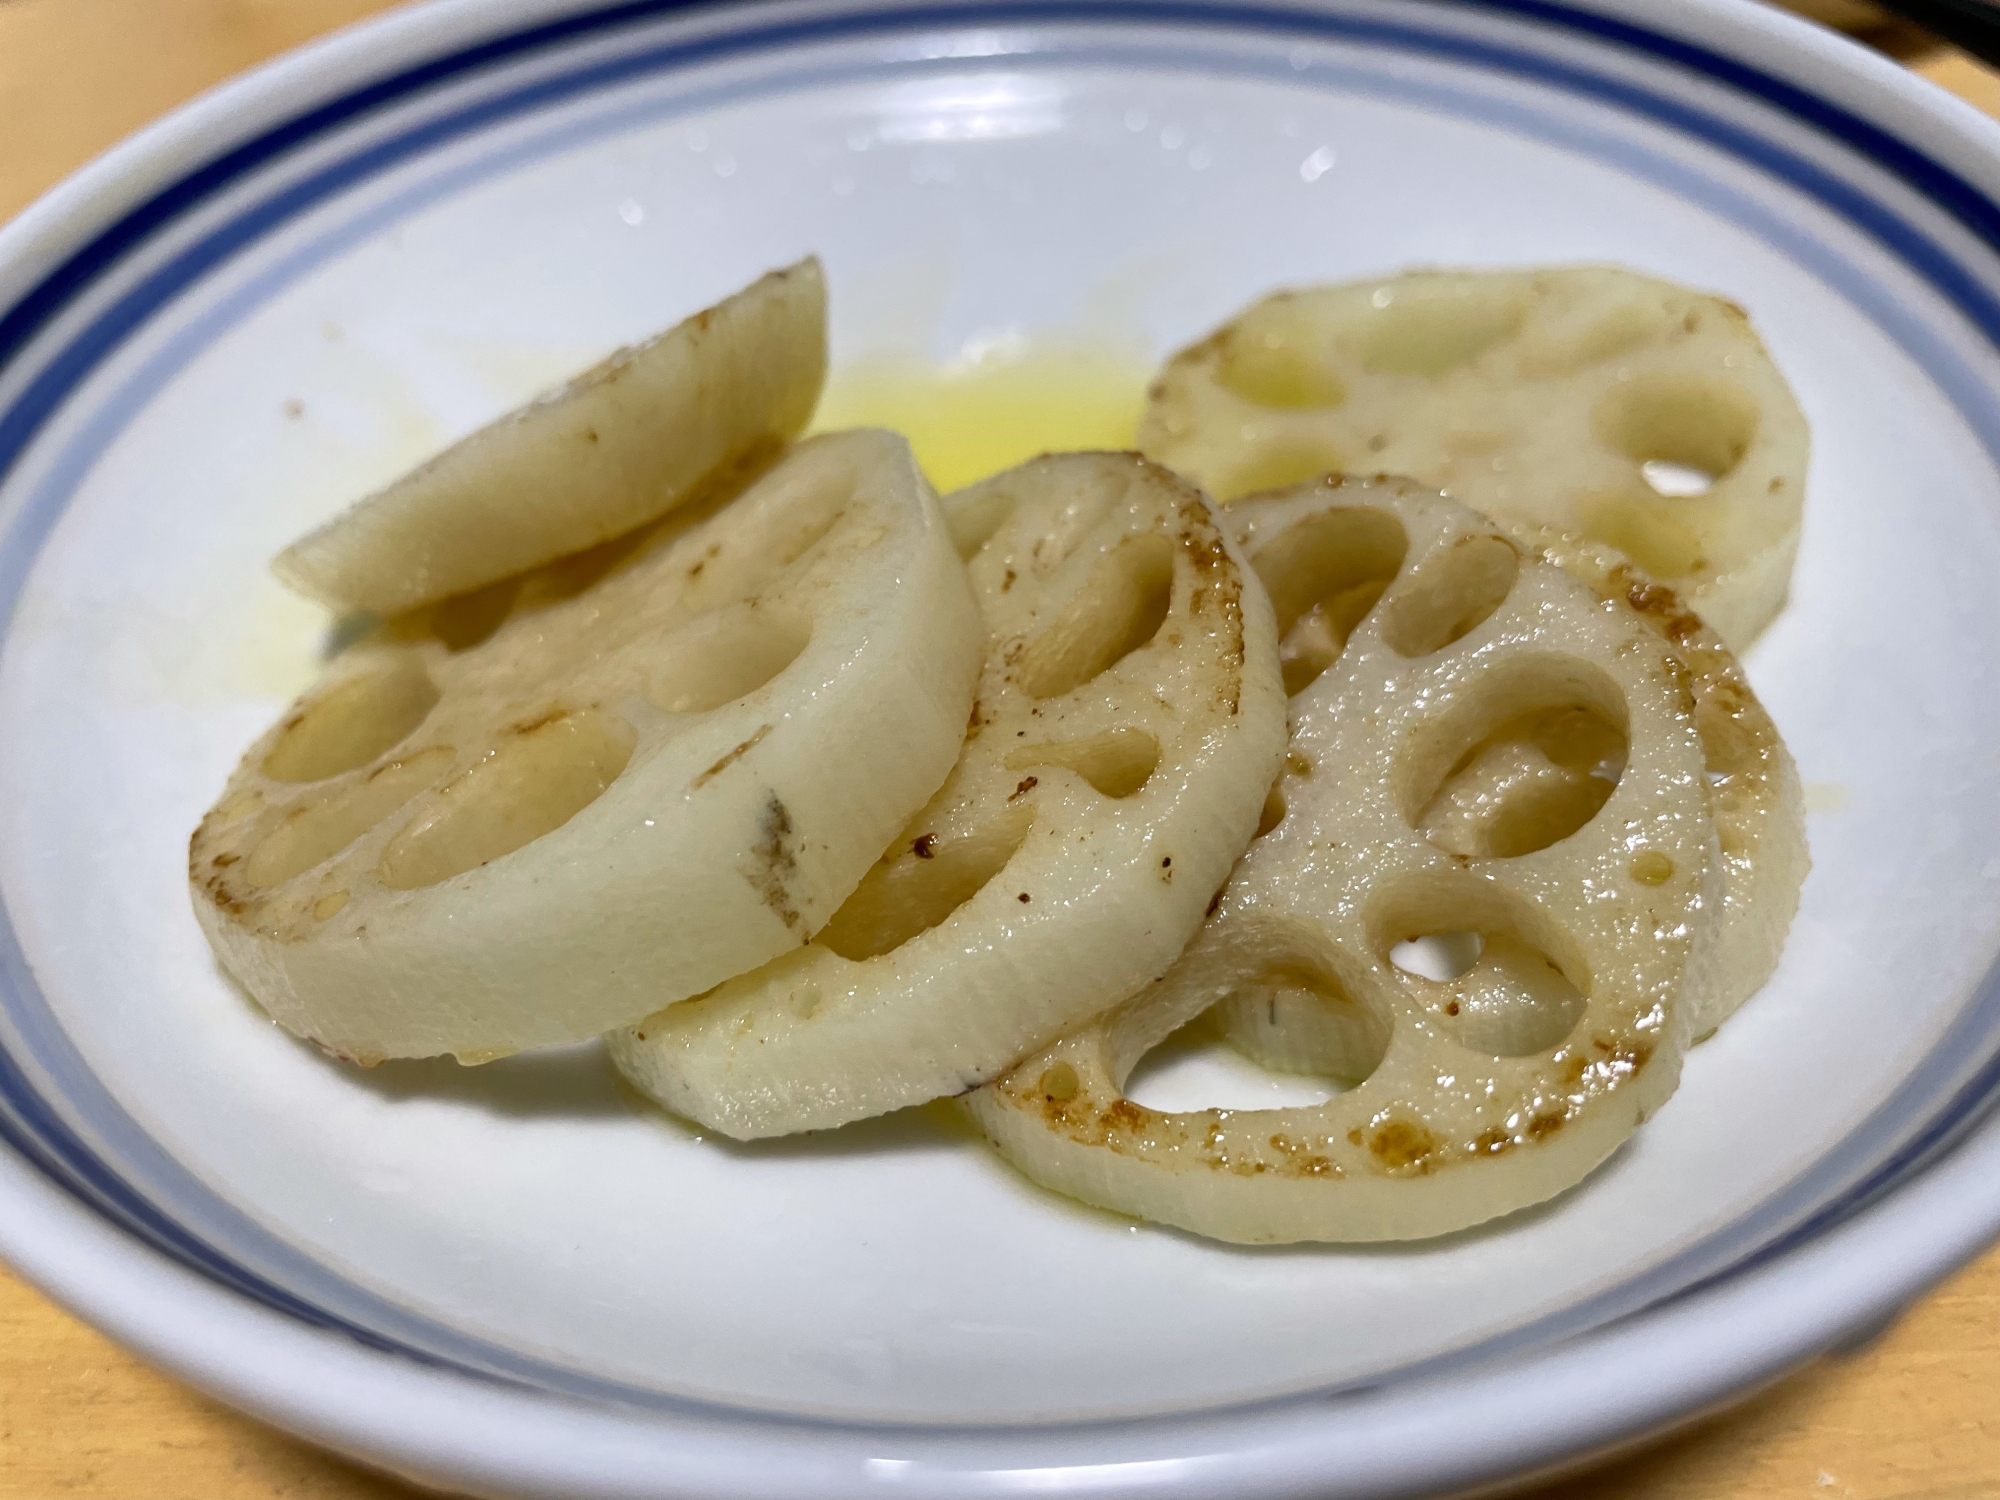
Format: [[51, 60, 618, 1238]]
[[4, 0, 2000, 1495]]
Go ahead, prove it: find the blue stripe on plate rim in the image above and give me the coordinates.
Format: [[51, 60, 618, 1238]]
[[1, 0, 1998, 1425]]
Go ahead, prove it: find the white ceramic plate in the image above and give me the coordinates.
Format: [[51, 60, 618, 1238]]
[[5, 1, 2000, 1495]]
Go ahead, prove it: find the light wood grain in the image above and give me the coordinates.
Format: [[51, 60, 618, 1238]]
[[0, 1260, 413, 1498], [3, 3, 1999, 1496]]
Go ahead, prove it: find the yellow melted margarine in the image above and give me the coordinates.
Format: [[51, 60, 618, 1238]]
[[810, 341, 1152, 491]]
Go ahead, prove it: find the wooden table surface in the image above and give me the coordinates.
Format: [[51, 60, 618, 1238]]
[[3, 2, 1999, 1496]]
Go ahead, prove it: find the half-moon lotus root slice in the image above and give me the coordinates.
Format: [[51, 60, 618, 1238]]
[[1507, 525, 1806, 1037], [1139, 266, 1808, 649], [965, 475, 1723, 1244], [191, 430, 982, 1064], [609, 452, 1288, 1138], [274, 258, 827, 616]]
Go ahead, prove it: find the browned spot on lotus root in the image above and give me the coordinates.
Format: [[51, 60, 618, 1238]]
[[1711, 673, 1749, 711], [745, 793, 805, 936], [1528, 1111, 1566, 1141], [1622, 575, 1705, 645], [911, 833, 936, 859], [1050, 1098, 1096, 1135], [1368, 1119, 1438, 1173], [509, 706, 569, 736], [693, 723, 773, 789], [1262, 1133, 1341, 1177], [1104, 1099, 1148, 1133]]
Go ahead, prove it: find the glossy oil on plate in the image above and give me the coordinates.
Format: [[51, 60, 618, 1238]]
[[4, 1, 2000, 1496]]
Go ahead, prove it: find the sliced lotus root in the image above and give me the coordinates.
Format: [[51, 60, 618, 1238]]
[[1508, 525, 1806, 1036], [608, 452, 1287, 1138], [274, 258, 827, 616], [191, 430, 982, 1064], [1218, 517, 1804, 1052], [964, 475, 1724, 1244], [1139, 266, 1808, 649]]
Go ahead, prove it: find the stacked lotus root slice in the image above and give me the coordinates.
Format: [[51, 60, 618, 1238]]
[[194, 262, 992, 1062], [967, 476, 1807, 1243], [608, 452, 1289, 1135], [1141, 266, 1809, 651], [191, 259, 1806, 1244]]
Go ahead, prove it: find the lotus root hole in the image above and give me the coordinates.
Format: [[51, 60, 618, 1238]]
[[1256, 782, 1288, 837], [947, 488, 1018, 561], [509, 529, 654, 615], [1639, 460, 1714, 497], [650, 454, 850, 615], [1219, 437, 1347, 502], [766, 483, 852, 573], [1378, 532, 1519, 658], [262, 656, 440, 783], [1389, 930, 1483, 983], [736, 455, 856, 587], [1216, 328, 1348, 410], [376, 708, 636, 890], [1519, 300, 1667, 378], [647, 603, 811, 715], [1250, 505, 1408, 694], [1596, 371, 1759, 485], [1401, 657, 1630, 859], [1397, 929, 1585, 1057], [1350, 283, 1528, 378], [1126, 1010, 1342, 1112], [816, 806, 1034, 962], [1016, 534, 1175, 699], [1214, 950, 1392, 1089], [412, 576, 520, 652], [1003, 728, 1160, 800], [243, 746, 456, 890]]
